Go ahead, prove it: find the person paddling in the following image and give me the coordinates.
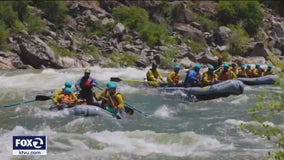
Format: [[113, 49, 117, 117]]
[[183, 63, 202, 87], [75, 68, 97, 105], [264, 64, 274, 76], [146, 62, 165, 87], [202, 65, 219, 86], [167, 65, 181, 87], [218, 63, 237, 81], [54, 87, 78, 110], [94, 82, 124, 115], [52, 81, 73, 106]]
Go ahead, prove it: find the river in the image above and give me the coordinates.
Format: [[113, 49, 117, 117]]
[[0, 66, 282, 160]]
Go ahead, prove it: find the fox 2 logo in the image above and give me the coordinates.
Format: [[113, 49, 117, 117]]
[[13, 136, 46, 150]]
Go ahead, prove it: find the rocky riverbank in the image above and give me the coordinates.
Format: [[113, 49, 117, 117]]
[[0, 1, 283, 70]]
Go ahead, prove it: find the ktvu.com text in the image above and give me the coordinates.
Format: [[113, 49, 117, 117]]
[[13, 136, 47, 155]]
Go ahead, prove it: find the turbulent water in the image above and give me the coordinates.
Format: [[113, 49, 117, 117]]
[[0, 66, 282, 160]]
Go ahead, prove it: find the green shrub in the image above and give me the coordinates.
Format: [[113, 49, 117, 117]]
[[212, 50, 229, 61], [139, 22, 167, 46], [32, 1, 67, 29], [240, 73, 284, 159], [195, 13, 218, 32], [217, 1, 263, 36], [26, 13, 46, 35], [0, 2, 24, 32], [49, 43, 71, 57], [107, 51, 138, 67], [78, 17, 114, 36], [227, 23, 249, 56], [11, 0, 31, 22], [0, 22, 9, 50], [159, 48, 179, 68], [81, 44, 101, 59], [112, 6, 175, 46], [112, 6, 148, 30], [189, 40, 207, 54]]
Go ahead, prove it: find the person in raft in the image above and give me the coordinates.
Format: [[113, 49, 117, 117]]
[[202, 65, 219, 86], [94, 81, 124, 115], [183, 63, 202, 87], [252, 63, 264, 77], [237, 64, 247, 77], [218, 63, 237, 81], [53, 87, 78, 110], [263, 64, 274, 76], [146, 62, 165, 87], [167, 65, 181, 87], [75, 68, 97, 105], [53, 81, 73, 106]]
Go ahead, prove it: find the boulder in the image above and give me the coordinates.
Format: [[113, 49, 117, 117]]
[[213, 26, 231, 45], [15, 35, 63, 69]]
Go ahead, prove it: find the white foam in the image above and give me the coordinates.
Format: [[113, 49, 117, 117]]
[[152, 105, 178, 119]]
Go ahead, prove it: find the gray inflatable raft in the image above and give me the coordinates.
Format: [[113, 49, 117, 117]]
[[50, 105, 121, 119], [237, 75, 277, 85], [158, 80, 244, 100]]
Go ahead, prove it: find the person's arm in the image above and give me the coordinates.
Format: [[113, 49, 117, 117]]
[[91, 78, 97, 87], [75, 79, 81, 91], [231, 71, 237, 79], [52, 88, 62, 104], [167, 72, 174, 84], [115, 94, 124, 110], [146, 70, 157, 81], [157, 70, 163, 80], [202, 73, 210, 85]]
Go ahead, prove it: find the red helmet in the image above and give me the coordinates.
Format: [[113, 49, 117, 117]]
[[218, 55, 223, 60]]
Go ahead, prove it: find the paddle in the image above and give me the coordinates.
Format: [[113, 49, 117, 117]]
[[110, 77, 146, 83], [95, 85, 149, 117], [2, 95, 52, 108]]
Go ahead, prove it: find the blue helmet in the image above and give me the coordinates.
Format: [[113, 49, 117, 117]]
[[223, 63, 229, 68], [255, 63, 260, 67], [64, 87, 72, 93], [208, 65, 214, 70], [195, 64, 201, 69], [241, 64, 246, 69], [65, 81, 72, 87], [108, 82, 117, 89], [268, 64, 273, 69], [174, 65, 180, 70], [247, 64, 251, 68], [106, 81, 113, 87]]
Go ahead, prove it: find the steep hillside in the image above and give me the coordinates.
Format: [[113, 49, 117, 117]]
[[0, 0, 283, 70]]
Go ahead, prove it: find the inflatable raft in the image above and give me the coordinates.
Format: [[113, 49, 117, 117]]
[[237, 75, 277, 85], [50, 105, 121, 119], [158, 80, 245, 100]]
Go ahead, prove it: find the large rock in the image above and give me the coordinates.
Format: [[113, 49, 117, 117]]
[[174, 23, 205, 42], [0, 51, 26, 69], [248, 42, 270, 58], [232, 56, 266, 65], [15, 35, 63, 69], [213, 26, 231, 45], [172, 3, 195, 24]]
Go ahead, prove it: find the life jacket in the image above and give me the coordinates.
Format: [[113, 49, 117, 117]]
[[80, 77, 93, 89], [60, 93, 74, 104], [167, 72, 180, 85], [237, 69, 247, 77], [219, 70, 231, 81], [245, 69, 253, 77], [263, 69, 273, 76], [108, 92, 123, 108]]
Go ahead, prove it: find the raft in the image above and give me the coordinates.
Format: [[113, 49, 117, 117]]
[[50, 105, 121, 119], [157, 80, 245, 100], [237, 75, 277, 85]]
